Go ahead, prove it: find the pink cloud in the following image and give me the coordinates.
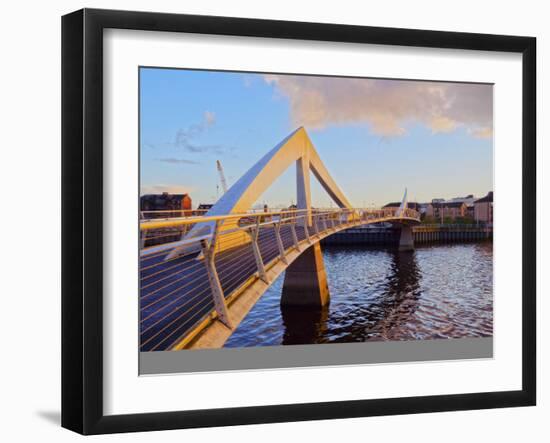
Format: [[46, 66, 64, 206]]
[[264, 75, 492, 138]]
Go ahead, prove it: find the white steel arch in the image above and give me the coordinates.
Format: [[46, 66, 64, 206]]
[[167, 128, 352, 259], [207, 126, 352, 217]]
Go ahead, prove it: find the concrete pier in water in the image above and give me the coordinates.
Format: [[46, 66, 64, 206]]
[[281, 242, 330, 307], [398, 225, 415, 251]]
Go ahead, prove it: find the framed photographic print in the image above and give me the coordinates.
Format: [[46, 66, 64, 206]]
[[61, 8, 536, 434]]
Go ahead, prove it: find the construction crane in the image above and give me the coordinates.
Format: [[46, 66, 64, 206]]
[[216, 160, 228, 194]]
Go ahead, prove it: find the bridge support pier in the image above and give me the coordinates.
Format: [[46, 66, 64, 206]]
[[281, 242, 330, 307], [398, 225, 415, 251]]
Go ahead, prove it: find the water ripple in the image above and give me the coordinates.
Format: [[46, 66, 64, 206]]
[[225, 243, 493, 347]]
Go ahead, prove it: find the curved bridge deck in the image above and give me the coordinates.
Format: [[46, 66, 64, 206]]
[[140, 209, 419, 351]]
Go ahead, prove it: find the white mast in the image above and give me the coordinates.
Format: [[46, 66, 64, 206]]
[[216, 160, 228, 194]]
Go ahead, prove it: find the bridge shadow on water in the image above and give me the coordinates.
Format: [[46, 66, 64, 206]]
[[279, 247, 423, 345], [280, 306, 330, 345]]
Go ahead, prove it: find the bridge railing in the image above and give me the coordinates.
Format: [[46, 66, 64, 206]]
[[138, 209, 210, 247], [139, 206, 421, 250], [401, 208, 421, 219], [140, 209, 210, 218], [138, 207, 420, 350]]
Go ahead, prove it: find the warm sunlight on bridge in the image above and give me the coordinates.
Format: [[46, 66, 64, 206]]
[[139, 128, 420, 351]]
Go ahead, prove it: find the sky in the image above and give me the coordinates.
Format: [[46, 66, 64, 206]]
[[139, 67, 493, 208]]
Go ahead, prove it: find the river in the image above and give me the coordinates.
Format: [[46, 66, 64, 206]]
[[224, 242, 493, 347]]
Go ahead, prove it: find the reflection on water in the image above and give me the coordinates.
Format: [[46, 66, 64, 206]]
[[225, 243, 493, 348], [280, 305, 329, 345]]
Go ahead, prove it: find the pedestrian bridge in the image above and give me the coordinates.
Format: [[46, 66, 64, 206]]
[[139, 128, 420, 351]]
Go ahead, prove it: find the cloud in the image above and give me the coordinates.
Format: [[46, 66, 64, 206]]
[[242, 74, 256, 88], [156, 158, 200, 165], [263, 75, 493, 138], [173, 110, 223, 153], [141, 184, 194, 195], [143, 111, 222, 153], [146, 111, 239, 154], [469, 126, 493, 139]]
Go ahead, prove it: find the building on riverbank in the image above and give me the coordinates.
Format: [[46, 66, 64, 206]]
[[474, 191, 493, 224], [425, 201, 468, 222], [140, 192, 192, 215], [447, 194, 477, 218]]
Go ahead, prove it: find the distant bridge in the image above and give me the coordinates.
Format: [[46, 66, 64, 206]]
[[139, 128, 420, 351]]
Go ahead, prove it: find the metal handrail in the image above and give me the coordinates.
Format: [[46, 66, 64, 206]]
[[140, 207, 420, 231]]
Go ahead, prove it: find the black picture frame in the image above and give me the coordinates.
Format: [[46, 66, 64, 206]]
[[62, 8, 536, 435]]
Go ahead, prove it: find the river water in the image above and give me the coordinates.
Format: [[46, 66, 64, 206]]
[[224, 242, 493, 347]]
